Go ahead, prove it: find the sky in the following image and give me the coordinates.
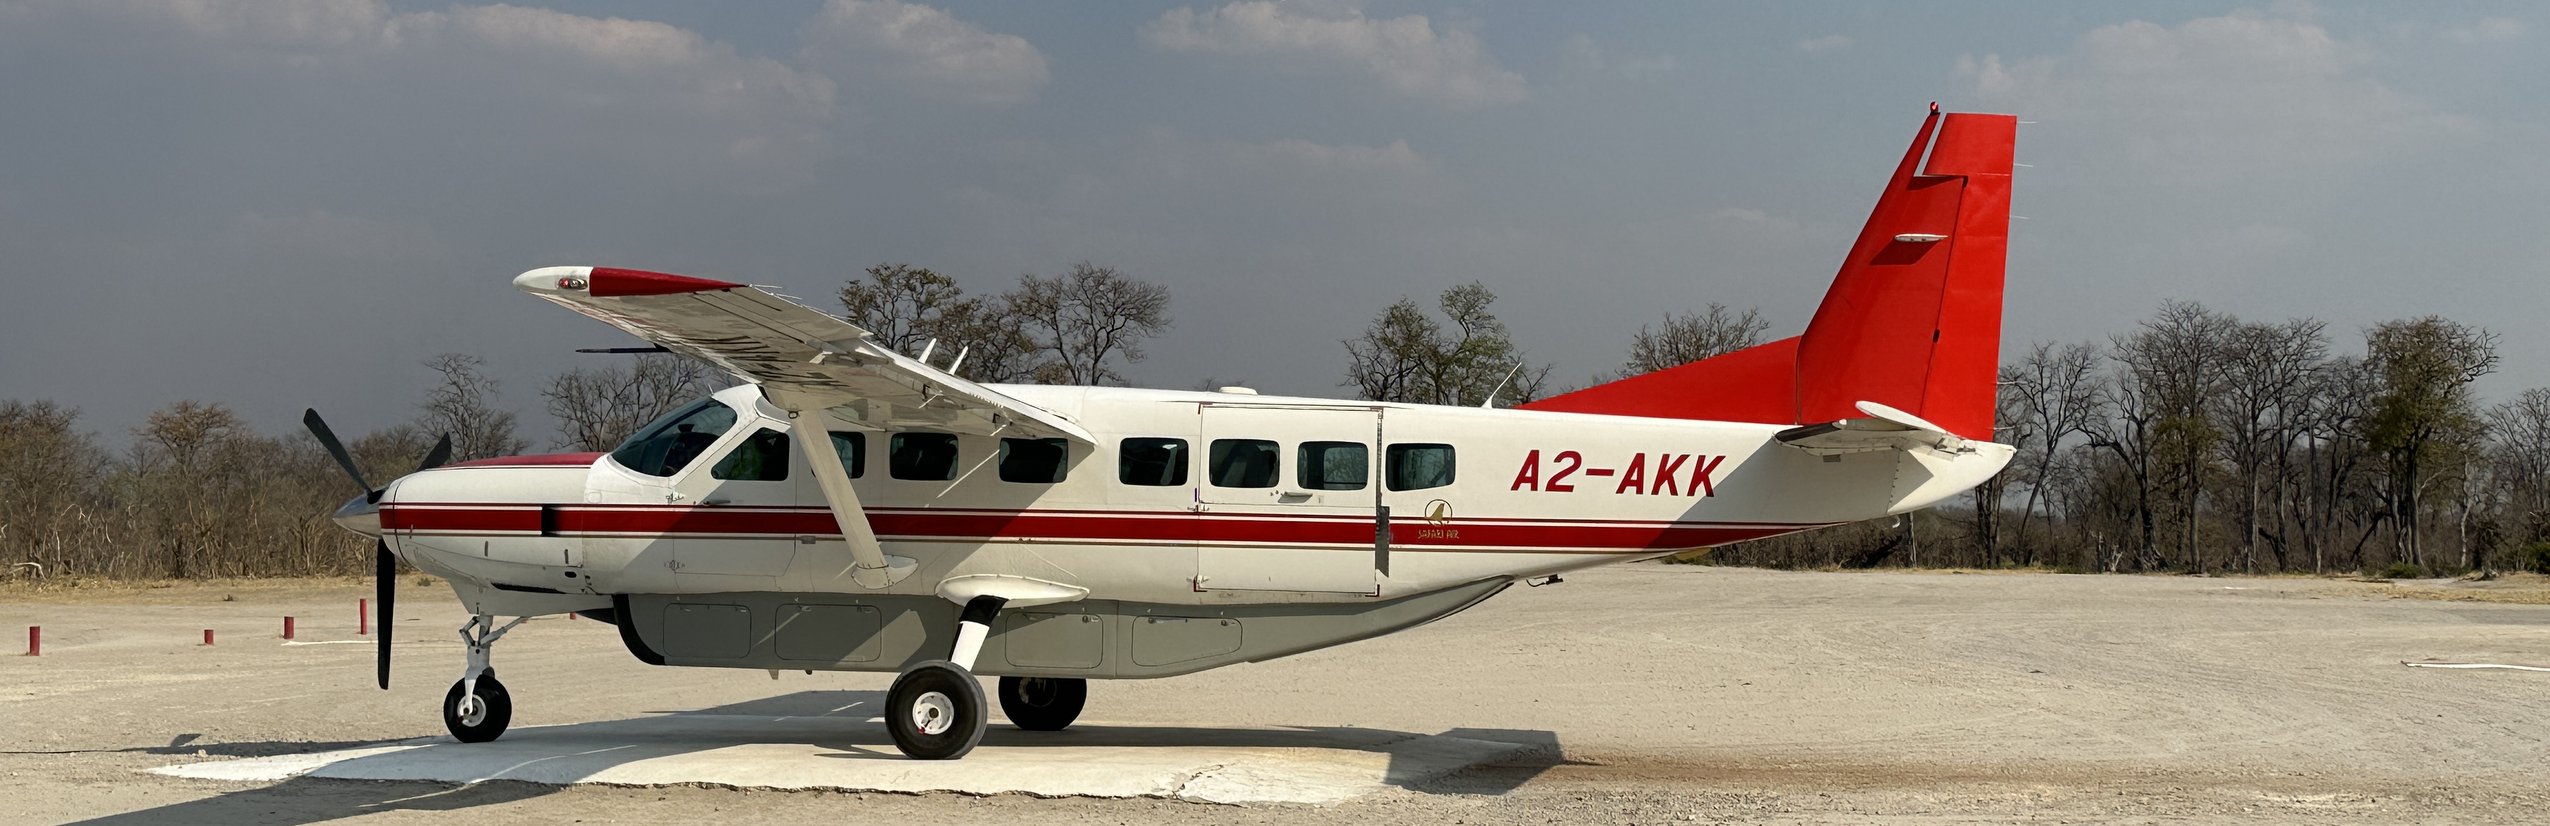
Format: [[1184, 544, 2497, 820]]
[[3, 0, 2546, 446]]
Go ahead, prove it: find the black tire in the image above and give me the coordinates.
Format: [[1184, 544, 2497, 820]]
[[886, 661, 986, 760], [997, 676, 1087, 731], [441, 674, 512, 743]]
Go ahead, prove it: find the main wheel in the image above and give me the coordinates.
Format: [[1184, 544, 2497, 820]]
[[441, 674, 512, 743], [886, 661, 986, 760], [997, 676, 1087, 731]]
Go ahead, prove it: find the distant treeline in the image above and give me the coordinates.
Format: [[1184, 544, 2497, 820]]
[[5, 265, 2544, 580], [1718, 303, 2550, 577]]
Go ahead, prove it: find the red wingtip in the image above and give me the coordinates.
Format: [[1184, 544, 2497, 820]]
[[586, 267, 744, 297]]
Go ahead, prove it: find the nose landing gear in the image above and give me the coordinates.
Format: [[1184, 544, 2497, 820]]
[[444, 615, 527, 743]]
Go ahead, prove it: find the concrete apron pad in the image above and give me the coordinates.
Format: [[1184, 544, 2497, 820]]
[[149, 713, 1537, 805]]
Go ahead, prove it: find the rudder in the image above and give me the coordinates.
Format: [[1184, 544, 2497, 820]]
[[1523, 108, 2015, 442]]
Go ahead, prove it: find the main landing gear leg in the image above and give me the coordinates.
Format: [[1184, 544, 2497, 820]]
[[884, 596, 1002, 760], [444, 614, 526, 743]]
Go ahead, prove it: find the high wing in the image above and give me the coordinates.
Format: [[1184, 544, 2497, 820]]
[[515, 266, 1092, 445]]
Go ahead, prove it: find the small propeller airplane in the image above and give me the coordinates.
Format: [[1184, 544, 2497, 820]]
[[304, 106, 2016, 760]]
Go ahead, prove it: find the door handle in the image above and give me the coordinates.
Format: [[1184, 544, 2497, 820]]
[[1279, 490, 1314, 501], [701, 498, 731, 506]]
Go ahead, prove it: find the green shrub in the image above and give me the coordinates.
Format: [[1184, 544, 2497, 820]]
[[2516, 542, 2550, 575]]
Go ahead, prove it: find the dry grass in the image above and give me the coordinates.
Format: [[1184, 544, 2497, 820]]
[[2322, 572, 2550, 606]]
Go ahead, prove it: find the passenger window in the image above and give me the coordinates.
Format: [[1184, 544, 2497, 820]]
[[829, 432, 866, 479], [1387, 443, 1456, 491], [889, 432, 959, 481], [1208, 439, 1279, 488], [999, 438, 1069, 484], [1118, 438, 1189, 486], [608, 398, 737, 478], [1296, 441, 1368, 491], [711, 428, 790, 481]]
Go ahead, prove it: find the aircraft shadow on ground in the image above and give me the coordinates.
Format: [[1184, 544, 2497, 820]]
[[75, 690, 1562, 825]]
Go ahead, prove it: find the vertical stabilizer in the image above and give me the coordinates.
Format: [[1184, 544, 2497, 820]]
[[1523, 108, 2015, 442]]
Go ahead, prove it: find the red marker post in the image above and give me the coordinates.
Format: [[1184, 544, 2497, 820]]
[[359, 598, 370, 636], [25, 626, 37, 657], [202, 629, 214, 646], [283, 616, 296, 640]]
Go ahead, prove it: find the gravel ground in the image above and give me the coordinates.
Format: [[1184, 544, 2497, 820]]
[[4, 566, 2546, 824]]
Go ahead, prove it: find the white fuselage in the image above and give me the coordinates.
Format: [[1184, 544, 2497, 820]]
[[379, 383, 2011, 620]]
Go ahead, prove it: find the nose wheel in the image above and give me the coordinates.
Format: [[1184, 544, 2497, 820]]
[[442, 671, 512, 742], [442, 614, 526, 743]]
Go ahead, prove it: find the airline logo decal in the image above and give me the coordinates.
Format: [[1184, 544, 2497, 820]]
[[1419, 498, 1457, 540], [1508, 450, 1725, 496]]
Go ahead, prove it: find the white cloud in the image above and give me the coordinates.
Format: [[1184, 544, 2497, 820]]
[[797, 0, 1049, 105], [1955, 8, 2473, 183], [2442, 18, 2525, 44], [1142, 1, 1527, 107], [9, 1, 840, 186], [1558, 33, 1676, 82], [1797, 34, 1853, 54]]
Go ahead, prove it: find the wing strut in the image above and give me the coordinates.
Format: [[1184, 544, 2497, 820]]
[[775, 389, 916, 589]]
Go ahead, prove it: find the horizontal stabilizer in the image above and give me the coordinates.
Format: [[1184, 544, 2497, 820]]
[[1775, 401, 1969, 456]]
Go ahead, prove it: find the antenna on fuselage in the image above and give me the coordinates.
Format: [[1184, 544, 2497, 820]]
[[1481, 360, 1528, 408]]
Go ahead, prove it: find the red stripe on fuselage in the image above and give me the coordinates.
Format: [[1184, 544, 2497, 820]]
[[379, 505, 1818, 552]]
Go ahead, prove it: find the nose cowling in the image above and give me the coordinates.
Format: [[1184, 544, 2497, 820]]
[[331, 493, 381, 538]]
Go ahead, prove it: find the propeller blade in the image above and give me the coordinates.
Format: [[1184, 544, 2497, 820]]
[[376, 538, 395, 690], [302, 408, 374, 495], [417, 434, 453, 473]]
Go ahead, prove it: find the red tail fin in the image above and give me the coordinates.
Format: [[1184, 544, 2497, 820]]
[[1522, 109, 2015, 442]]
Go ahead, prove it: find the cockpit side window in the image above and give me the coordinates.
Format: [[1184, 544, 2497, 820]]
[[608, 398, 739, 478], [710, 428, 790, 481]]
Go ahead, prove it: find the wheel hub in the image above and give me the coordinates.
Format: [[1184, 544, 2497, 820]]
[[911, 691, 954, 735]]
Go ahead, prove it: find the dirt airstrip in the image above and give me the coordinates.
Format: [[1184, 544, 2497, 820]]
[[4, 566, 2545, 824]]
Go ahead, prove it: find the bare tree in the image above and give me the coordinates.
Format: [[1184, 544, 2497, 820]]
[[2296, 356, 2383, 572], [1623, 304, 1768, 374], [1343, 282, 1550, 407], [2211, 319, 2326, 572], [0, 401, 101, 574], [837, 263, 1037, 382], [2001, 341, 2103, 566], [2117, 301, 2236, 571], [2489, 388, 2550, 567], [2086, 358, 2162, 571], [544, 354, 718, 452], [1008, 263, 1172, 386], [420, 353, 528, 462], [840, 263, 971, 355]]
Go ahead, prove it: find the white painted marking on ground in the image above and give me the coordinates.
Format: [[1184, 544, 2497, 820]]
[[148, 713, 1533, 805], [2401, 660, 2550, 673]]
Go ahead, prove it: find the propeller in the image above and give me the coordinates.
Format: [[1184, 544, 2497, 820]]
[[302, 408, 452, 690]]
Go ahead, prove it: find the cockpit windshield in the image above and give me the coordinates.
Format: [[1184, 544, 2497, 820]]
[[608, 398, 739, 478]]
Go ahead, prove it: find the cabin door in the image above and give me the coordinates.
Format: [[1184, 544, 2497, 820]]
[[1195, 404, 1383, 594]]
